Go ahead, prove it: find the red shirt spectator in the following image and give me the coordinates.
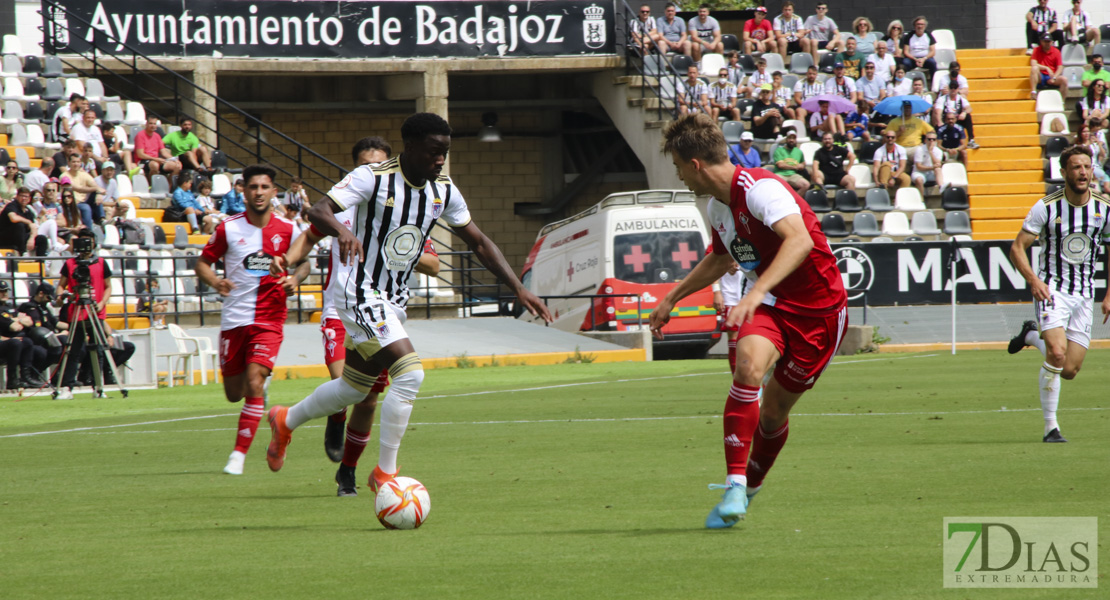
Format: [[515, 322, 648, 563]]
[[134, 129, 165, 161], [1032, 44, 1061, 74], [744, 16, 773, 42]]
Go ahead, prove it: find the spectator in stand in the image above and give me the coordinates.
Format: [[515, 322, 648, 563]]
[[136, 277, 168, 329], [168, 170, 203, 234], [748, 57, 773, 88], [901, 17, 937, 82], [0, 188, 37, 254], [220, 178, 245, 216], [743, 6, 774, 54], [162, 117, 212, 173], [804, 3, 841, 63], [100, 124, 138, 176], [886, 65, 913, 97], [69, 109, 107, 162], [812, 131, 856, 190], [1029, 32, 1068, 99], [934, 80, 979, 148], [770, 129, 810, 193], [1064, 0, 1100, 48], [51, 93, 85, 143], [50, 140, 78, 179], [709, 68, 741, 121], [656, 3, 691, 57], [911, 77, 934, 107], [283, 177, 310, 225], [1090, 118, 1109, 172], [64, 153, 104, 223], [1078, 79, 1109, 128], [630, 4, 665, 56], [133, 116, 182, 178], [750, 84, 783, 139], [1026, 0, 1060, 52], [868, 40, 897, 84], [773, 1, 810, 61], [885, 100, 934, 149], [23, 158, 51, 194], [793, 65, 824, 125], [194, 178, 223, 233], [687, 4, 724, 64], [932, 61, 969, 96], [845, 100, 871, 141], [1083, 54, 1110, 88], [1076, 122, 1110, 194], [60, 186, 90, 232], [835, 37, 863, 79], [872, 130, 911, 193], [847, 17, 880, 57], [910, 132, 944, 196], [856, 61, 886, 112], [771, 71, 795, 119], [727, 131, 762, 167], [825, 62, 858, 102], [882, 21, 905, 60], [936, 111, 969, 164], [93, 162, 119, 219], [35, 183, 68, 254], [725, 51, 747, 92], [0, 161, 23, 201], [677, 65, 710, 116], [808, 99, 846, 137]]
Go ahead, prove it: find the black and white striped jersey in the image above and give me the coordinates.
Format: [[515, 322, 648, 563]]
[[1022, 189, 1110, 298], [327, 156, 471, 309]]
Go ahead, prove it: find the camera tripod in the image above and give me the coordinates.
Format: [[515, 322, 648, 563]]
[[51, 293, 129, 399]]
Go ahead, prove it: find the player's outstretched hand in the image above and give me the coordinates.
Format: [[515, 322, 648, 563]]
[[270, 254, 288, 277], [725, 291, 765, 329], [1030, 279, 1052, 303], [518, 289, 553, 323], [648, 300, 675, 340], [1102, 294, 1110, 324], [213, 278, 235, 297], [337, 229, 364, 267]]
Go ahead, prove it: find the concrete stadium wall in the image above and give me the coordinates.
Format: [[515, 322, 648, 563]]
[[985, 0, 1110, 49]]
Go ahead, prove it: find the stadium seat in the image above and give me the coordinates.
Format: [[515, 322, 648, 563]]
[[1063, 66, 1084, 90], [1046, 159, 1064, 184], [944, 211, 972, 235], [104, 101, 125, 124], [736, 97, 755, 121], [23, 77, 45, 99], [114, 173, 134, 197], [669, 54, 694, 74], [894, 188, 926, 211], [0, 54, 20, 77], [130, 173, 152, 199], [932, 29, 956, 50], [1094, 43, 1110, 62], [114, 124, 132, 150], [1, 77, 34, 101], [1040, 112, 1070, 136], [859, 140, 883, 164], [1060, 44, 1087, 67], [1044, 136, 1069, 157], [721, 120, 744, 144], [700, 53, 726, 77], [1, 34, 22, 56], [1046, 183, 1063, 194], [816, 72, 830, 85], [721, 34, 740, 53], [211, 173, 231, 197], [781, 73, 799, 90], [104, 223, 121, 246], [8, 122, 27, 146], [42, 55, 74, 78], [941, 186, 969, 210], [211, 149, 234, 172], [941, 163, 968, 188], [871, 236, 893, 243], [123, 101, 146, 127], [88, 101, 104, 121], [1035, 91, 1064, 114], [736, 54, 757, 72], [13, 147, 29, 170], [834, 189, 863, 212], [41, 100, 59, 124], [911, 211, 942, 237], [0, 100, 20, 125], [789, 52, 814, 75], [934, 49, 956, 71], [800, 141, 820, 164], [852, 212, 881, 237], [658, 76, 678, 100], [643, 55, 666, 77], [172, 225, 191, 249], [62, 78, 85, 100], [804, 188, 831, 212], [1102, 26, 1110, 46], [150, 174, 171, 199], [849, 164, 874, 190], [41, 77, 63, 101], [21, 101, 42, 124], [820, 213, 848, 237], [818, 52, 836, 73], [760, 53, 784, 73], [865, 188, 893, 212], [907, 69, 928, 86], [781, 119, 808, 141], [84, 78, 120, 103], [25, 123, 52, 150], [880, 211, 913, 236]]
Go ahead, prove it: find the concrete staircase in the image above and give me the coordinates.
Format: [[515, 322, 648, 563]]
[[593, 70, 682, 190], [960, 48, 1042, 239]]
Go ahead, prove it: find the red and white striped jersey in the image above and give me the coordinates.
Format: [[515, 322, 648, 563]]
[[201, 212, 301, 331]]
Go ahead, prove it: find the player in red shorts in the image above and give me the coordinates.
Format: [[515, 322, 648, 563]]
[[650, 114, 847, 528], [196, 164, 310, 476]]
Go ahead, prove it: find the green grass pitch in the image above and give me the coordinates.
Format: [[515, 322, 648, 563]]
[[1, 351, 1107, 599]]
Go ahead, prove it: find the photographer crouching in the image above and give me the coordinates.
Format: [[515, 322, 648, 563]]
[[0, 280, 45, 390], [18, 282, 66, 373]]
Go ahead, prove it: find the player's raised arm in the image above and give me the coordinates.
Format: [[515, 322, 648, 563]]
[[272, 227, 324, 276], [307, 198, 362, 266], [451, 221, 552, 323]]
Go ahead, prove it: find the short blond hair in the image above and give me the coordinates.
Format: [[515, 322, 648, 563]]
[[661, 114, 728, 164]]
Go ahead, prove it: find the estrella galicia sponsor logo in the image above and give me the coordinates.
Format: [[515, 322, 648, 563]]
[[729, 237, 760, 271], [243, 250, 274, 277], [943, 517, 1097, 588], [833, 246, 874, 301]]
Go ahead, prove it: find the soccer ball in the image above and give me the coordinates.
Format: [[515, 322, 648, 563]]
[[374, 476, 431, 530]]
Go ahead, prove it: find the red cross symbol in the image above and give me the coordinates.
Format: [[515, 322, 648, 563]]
[[567, 261, 575, 281], [624, 245, 651, 273], [671, 242, 698, 269]]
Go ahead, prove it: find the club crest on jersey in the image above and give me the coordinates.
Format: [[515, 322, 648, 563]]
[[432, 197, 444, 219], [729, 237, 761, 271], [243, 250, 275, 277], [271, 234, 282, 251], [736, 212, 752, 235], [374, 321, 389, 338]]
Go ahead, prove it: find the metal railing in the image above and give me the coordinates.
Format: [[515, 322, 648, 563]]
[[616, 0, 681, 122], [38, 0, 348, 197]]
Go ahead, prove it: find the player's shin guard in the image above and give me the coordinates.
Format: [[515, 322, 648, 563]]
[[233, 397, 265, 454], [286, 377, 369, 430], [377, 354, 424, 474], [1039, 362, 1062, 435], [723, 383, 761, 487], [747, 420, 789, 489]]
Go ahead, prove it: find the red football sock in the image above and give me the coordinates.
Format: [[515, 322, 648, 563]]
[[723, 384, 761, 476], [341, 426, 371, 468], [329, 408, 347, 423], [747, 420, 789, 489], [727, 339, 737, 374], [233, 397, 265, 454]]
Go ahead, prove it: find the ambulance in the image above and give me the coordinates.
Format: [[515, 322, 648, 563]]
[[516, 190, 721, 357]]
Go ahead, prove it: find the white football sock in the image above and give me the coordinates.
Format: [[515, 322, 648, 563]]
[[377, 368, 424, 474], [1024, 330, 1046, 355], [1039, 362, 1062, 435], [286, 378, 366, 430], [726, 474, 747, 488]]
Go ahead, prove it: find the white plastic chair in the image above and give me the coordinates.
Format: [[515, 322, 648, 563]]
[[84, 78, 120, 103], [849, 164, 874, 190], [699, 53, 727, 77], [932, 29, 957, 51], [800, 141, 821, 165], [0, 99, 21, 124], [131, 173, 152, 199], [0, 54, 19, 77], [62, 78, 85, 99], [8, 122, 27, 146], [762, 53, 786, 74], [114, 173, 134, 196], [211, 173, 231, 197], [2, 77, 34, 101], [910, 211, 942, 237], [880, 211, 914, 236], [941, 163, 968, 188], [781, 119, 809, 141], [1035, 91, 1064, 115], [894, 187, 927, 211], [1, 35, 22, 56], [1061, 43, 1087, 67], [25, 123, 50, 149], [161, 324, 220, 386], [123, 101, 146, 126], [1039, 112, 1070, 136]]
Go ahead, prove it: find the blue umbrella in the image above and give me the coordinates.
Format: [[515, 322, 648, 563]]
[[874, 94, 933, 116]]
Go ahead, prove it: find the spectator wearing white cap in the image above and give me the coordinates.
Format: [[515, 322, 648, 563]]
[[727, 131, 762, 168], [743, 7, 774, 54], [750, 84, 783, 139]]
